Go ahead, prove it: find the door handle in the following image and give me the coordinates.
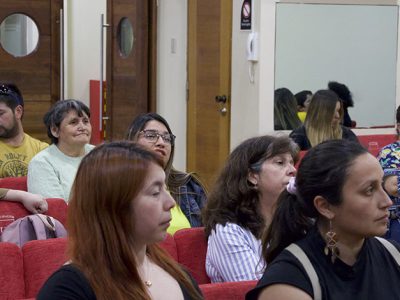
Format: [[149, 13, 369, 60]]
[[215, 95, 227, 104]]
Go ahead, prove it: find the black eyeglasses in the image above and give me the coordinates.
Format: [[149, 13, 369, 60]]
[[140, 130, 176, 145]]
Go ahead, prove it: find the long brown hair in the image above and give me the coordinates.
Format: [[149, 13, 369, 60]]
[[304, 89, 343, 147], [202, 135, 299, 238], [68, 141, 202, 300]]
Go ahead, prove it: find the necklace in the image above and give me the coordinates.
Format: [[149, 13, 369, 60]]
[[142, 256, 152, 287]]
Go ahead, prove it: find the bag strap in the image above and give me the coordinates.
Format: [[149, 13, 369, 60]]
[[375, 237, 400, 266], [286, 243, 322, 300]]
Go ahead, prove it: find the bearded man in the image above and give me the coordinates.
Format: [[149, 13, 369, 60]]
[[0, 84, 48, 177]]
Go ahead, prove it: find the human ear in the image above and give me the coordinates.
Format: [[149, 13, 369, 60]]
[[50, 126, 59, 138], [247, 172, 259, 186], [314, 195, 335, 220], [14, 105, 23, 119]]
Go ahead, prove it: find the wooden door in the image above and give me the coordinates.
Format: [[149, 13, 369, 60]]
[[106, 0, 157, 140], [187, 1, 232, 189], [0, 0, 62, 142]]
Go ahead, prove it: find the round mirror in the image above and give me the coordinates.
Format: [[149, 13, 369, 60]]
[[117, 17, 134, 57], [0, 14, 39, 57]]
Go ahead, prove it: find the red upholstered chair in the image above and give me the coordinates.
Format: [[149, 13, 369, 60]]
[[22, 238, 68, 298], [357, 134, 397, 156], [174, 227, 210, 284], [295, 150, 307, 168], [200, 280, 257, 300], [158, 233, 178, 261], [0, 242, 25, 300], [0, 176, 27, 191], [0, 198, 68, 229]]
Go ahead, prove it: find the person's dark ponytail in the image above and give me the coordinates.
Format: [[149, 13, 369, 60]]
[[263, 190, 313, 264]]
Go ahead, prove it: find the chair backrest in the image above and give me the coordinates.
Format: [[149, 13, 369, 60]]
[[0, 242, 25, 300], [158, 233, 178, 261], [0, 198, 68, 230], [22, 238, 68, 298], [174, 227, 210, 284], [295, 150, 307, 168], [199, 280, 257, 300], [357, 134, 397, 156], [0, 176, 27, 191]]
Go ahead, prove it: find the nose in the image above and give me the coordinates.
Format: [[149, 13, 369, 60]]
[[379, 186, 393, 209], [287, 163, 297, 176], [163, 191, 176, 210], [155, 135, 167, 147]]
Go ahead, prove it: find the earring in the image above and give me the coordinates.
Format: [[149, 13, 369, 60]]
[[324, 220, 339, 264]]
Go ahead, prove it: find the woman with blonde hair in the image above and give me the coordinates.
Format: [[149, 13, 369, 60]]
[[37, 141, 203, 300], [289, 90, 358, 150]]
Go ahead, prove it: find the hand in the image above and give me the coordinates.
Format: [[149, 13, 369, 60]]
[[383, 175, 398, 197]]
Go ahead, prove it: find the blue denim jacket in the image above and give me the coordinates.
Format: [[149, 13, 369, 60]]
[[173, 176, 207, 227]]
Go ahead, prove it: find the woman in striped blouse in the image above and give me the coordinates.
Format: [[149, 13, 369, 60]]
[[202, 135, 299, 282]]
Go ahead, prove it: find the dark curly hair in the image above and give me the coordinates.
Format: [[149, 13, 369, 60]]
[[328, 81, 354, 108], [202, 135, 299, 238]]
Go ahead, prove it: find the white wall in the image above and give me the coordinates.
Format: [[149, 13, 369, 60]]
[[64, 0, 106, 104], [157, 1, 187, 171], [231, 0, 400, 139], [275, 4, 398, 127]]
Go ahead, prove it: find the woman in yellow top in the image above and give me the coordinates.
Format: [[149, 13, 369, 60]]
[[126, 113, 207, 234]]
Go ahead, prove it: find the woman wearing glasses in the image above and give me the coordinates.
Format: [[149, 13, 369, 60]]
[[126, 113, 207, 235]]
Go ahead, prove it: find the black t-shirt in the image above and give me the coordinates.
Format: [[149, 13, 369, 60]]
[[246, 228, 400, 300], [37, 264, 200, 300]]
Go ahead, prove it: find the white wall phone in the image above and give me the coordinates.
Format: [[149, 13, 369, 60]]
[[247, 32, 258, 61]]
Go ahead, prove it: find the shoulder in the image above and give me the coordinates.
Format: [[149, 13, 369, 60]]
[[289, 126, 306, 137], [210, 223, 258, 244], [341, 126, 357, 139], [23, 134, 49, 150], [85, 144, 95, 153], [185, 174, 207, 194], [29, 145, 56, 163], [246, 247, 313, 299], [37, 264, 96, 300]]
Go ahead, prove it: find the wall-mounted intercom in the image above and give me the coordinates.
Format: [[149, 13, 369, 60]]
[[246, 32, 258, 62]]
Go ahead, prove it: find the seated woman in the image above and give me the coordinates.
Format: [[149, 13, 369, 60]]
[[274, 88, 302, 130], [378, 105, 400, 242], [27, 100, 94, 201], [37, 142, 203, 300], [126, 113, 207, 234], [289, 89, 358, 150], [246, 140, 400, 300], [202, 135, 298, 282], [0, 188, 47, 213]]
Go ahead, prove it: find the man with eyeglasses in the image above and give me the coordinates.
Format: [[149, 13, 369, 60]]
[[0, 83, 48, 177]]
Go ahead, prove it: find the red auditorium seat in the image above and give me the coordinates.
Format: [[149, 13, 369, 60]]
[[200, 280, 257, 300], [0, 198, 68, 229], [158, 233, 178, 261], [0, 242, 25, 300], [0, 176, 27, 191], [22, 238, 68, 298], [174, 227, 210, 284], [358, 134, 397, 156]]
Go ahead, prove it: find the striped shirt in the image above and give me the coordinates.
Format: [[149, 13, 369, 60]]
[[205, 222, 265, 283]]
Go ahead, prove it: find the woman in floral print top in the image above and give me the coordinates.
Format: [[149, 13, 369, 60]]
[[377, 106, 400, 242]]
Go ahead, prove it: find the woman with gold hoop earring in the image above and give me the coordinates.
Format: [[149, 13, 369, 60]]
[[247, 139, 400, 300]]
